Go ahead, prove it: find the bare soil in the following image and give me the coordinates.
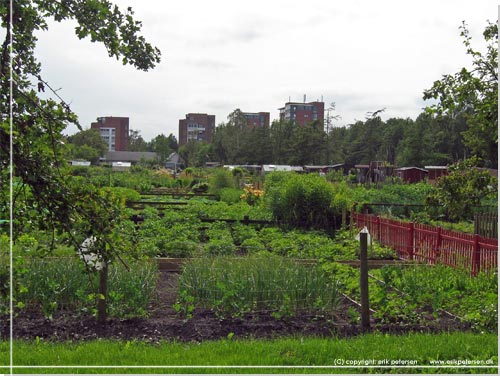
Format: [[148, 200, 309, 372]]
[[1, 271, 471, 343]]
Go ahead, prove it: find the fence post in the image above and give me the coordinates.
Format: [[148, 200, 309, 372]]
[[472, 234, 480, 276], [359, 232, 370, 330], [435, 227, 442, 264], [376, 216, 381, 245], [408, 222, 414, 261]]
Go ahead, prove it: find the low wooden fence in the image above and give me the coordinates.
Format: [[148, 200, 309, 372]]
[[351, 212, 498, 275], [474, 212, 498, 238]]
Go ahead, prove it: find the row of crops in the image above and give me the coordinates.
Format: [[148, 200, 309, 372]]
[[3, 194, 496, 333], [2, 162, 498, 334]]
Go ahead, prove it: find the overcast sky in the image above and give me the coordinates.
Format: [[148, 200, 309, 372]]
[[34, 0, 497, 142]]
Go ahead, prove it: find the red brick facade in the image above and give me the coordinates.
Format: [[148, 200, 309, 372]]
[[90, 116, 129, 151], [243, 112, 270, 128], [279, 101, 324, 126], [178, 113, 216, 146]]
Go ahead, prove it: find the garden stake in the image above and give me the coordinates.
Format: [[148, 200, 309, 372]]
[[359, 232, 370, 329]]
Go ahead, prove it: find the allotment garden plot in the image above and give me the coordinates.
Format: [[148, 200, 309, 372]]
[[2, 194, 496, 342]]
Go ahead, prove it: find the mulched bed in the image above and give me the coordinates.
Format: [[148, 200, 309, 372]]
[[0, 271, 472, 343]]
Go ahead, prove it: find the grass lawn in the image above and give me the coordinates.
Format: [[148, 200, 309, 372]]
[[0, 332, 497, 374]]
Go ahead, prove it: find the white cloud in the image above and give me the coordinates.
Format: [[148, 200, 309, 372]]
[[32, 0, 498, 141]]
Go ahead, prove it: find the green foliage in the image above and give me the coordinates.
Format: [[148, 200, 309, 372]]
[[12, 258, 158, 319], [208, 168, 238, 194], [176, 256, 341, 318], [218, 188, 243, 204], [101, 186, 141, 203], [264, 172, 343, 231], [191, 182, 209, 193], [135, 208, 201, 258], [107, 261, 159, 318], [425, 157, 497, 221], [67, 128, 108, 164], [371, 265, 498, 331], [423, 21, 498, 167], [4, 333, 498, 373], [204, 222, 236, 256], [0, 0, 162, 323]]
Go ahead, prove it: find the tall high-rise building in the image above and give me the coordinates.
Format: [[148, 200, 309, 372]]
[[178, 113, 215, 146], [242, 112, 270, 128], [278, 101, 324, 126], [90, 116, 129, 151]]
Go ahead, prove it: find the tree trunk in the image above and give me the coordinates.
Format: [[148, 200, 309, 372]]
[[97, 262, 108, 324]]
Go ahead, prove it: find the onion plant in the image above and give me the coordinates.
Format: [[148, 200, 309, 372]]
[[176, 255, 341, 318]]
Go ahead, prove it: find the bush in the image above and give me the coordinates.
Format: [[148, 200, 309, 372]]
[[264, 172, 339, 231], [101, 187, 140, 203], [208, 168, 237, 194], [218, 188, 243, 204]]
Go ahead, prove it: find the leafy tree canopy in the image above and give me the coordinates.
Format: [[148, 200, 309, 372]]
[[423, 21, 498, 167], [425, 157, 497, 221], [67, 128, 108, 163], [1, 0, 161, 321]]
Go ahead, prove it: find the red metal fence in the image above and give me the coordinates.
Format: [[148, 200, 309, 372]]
[[351, 212, 498, 275]]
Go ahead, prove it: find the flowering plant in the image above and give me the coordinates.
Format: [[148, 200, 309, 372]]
[[240, 184, 264, 206]]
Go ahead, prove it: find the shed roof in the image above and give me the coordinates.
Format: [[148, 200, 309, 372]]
[[262, 165, 303, 172], [105, 151, 157, 162], [395, 167, 428, 172]]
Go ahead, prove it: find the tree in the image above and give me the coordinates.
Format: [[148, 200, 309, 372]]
[[1, 0, 161, 323], [178, 140, 214, 167], [288, 120, 326, 165], [396, 113, 436, 167], [67, 128, 108, 163], [425, 157, 497, 221], [149, 133, 175, 164], [379, 118, 406, 165], [423, 21, 498, 167], [127, 129, 148, 151]]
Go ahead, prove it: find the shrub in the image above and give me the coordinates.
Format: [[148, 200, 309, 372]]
[[101, 187, 140, 203], [218, 188, 243, 204], [264, 172, 338, 231], [208, 168, 237, 194]]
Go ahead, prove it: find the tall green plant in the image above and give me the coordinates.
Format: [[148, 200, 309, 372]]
[[176, 256, 341, 318], [264, 172, 343, 231], [425, 157, 497, 221]]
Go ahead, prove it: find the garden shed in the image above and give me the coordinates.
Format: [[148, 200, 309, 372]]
[[112, 161, 131, 172], [395, 167, 428, 183], [70, 160, 91, 166], [425, 166, 448, 182], [303, 164, 344, 174], [262, 165, 303, 174]]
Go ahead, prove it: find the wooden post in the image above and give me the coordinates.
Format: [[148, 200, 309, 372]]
[[359, 232, 370, 329]]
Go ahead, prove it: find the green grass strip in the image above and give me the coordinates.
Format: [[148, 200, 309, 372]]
[[0, 332, 497, 374]]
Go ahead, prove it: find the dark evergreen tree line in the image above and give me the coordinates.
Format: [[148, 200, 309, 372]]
[[182, 109, 477, 169]]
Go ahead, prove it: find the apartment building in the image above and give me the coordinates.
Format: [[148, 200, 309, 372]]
[[242, 111, 270, 128], [90, 116, 129, 151], [178, 113, 216, 146], [278, 101, 324, 126]]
